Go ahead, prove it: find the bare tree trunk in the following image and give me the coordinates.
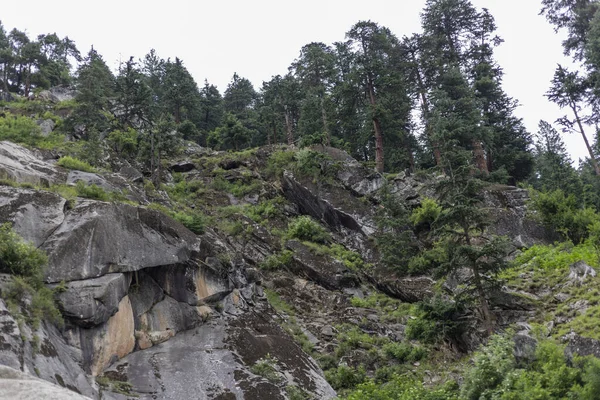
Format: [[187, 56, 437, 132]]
[[571, 102, 600, 175], [284, 106, 294, 145], [367, 77, 384, 173], [412, 53, 442, 166], [465, 231, 494, 335], [472, 139, 489, 175], [320, 95, 330, 147]]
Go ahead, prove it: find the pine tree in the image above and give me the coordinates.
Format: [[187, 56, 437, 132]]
[[532, 120, 580, 194], [291, 42, 336, 146], [547, 64, 600, 175], [66, 47, 115, 136], [114, 57, 153, 130], [162, 57, 201, 124]]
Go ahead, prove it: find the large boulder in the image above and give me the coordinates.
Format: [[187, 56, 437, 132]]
[[137, 295, 203, 333], [102, 309, 336, 400], [53, 273, 132, 327], [281, 170, 376, 236], [285, 240, 360, 290], [41, 201, 199, 282], [147, 262, 231, 305], [0, 187, 66, 247], [0, 141, 64, 187], [0, 365, 92, 400]]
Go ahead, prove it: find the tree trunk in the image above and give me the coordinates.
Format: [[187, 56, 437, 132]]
[[320, 95, 330, 147], [284, 106, 294, 145], [571, 102, 600, 175], [472, 139, 489, 175], [465, 231, 494, 335], [411, 52, 442, 165], [367, 76, 384, 173]]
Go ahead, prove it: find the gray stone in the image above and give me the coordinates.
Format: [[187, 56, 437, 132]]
[[564, 333, 600, 361], [128, 271, 165, 327], [66, 171, 118, 193], [0, 141, 63, 186], [0, 299, 22, 370], [285, 240, 360, 290], [104, 310, 336, 400], [53, 273, 132, 327], [568, 260, 597, 284], [118, 165, 143, 183], [169, 161, 195, 173], [47, 86, 77, 103], [0, 187, 66, 247], [281, 170, 376, 236], [139, 295, 202, 333], [41, 201, 199, 282], [36, 119, 56, 136], [0, 365, 92, 400], [147, 262, 230, 306]]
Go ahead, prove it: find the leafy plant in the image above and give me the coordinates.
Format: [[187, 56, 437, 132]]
[[57, 156, 97, 172], [287, 216, 330, 244]]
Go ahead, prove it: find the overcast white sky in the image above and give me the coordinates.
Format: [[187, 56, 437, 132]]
[[2, 0, 590, 163]]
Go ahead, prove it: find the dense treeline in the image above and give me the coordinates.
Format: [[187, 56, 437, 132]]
[[0, 0, 562, 183], [1, 1, 600, 200]]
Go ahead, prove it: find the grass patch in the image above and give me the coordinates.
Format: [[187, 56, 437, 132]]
[[57, 156, 96, 172], [265, 289, 295, 316]]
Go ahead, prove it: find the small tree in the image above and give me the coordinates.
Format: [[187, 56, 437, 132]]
[[423, 146, 510, 334]]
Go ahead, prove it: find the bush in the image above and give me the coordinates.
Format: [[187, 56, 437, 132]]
[[57, 156, 96, 172], [0, 223, 46, 280], [75, 181, 109, 201], [406, 295, 464, 344], [382, 342, 427, 363], [530, 189, 600, 243], [259, 250, 293, 270], [325, 365, 367, 390], [173, 211, 206, 234], [250, 355, 284, 383], [287, 216, 330, 244], [0, 114, 43, 146], [266, 150, 296, 178], [0, 224, 62, 327], [410, 197, 442, 227]]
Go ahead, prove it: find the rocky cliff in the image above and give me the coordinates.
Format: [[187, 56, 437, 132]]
[[0, 141, 552, 399]]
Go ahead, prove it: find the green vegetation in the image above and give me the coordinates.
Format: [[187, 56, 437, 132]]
[[259, 250, 293, 271], [286, 216, 330, 244], [57, 156, 96, 172], [250, 354, 284, 384], [0, 223, 62, 328]]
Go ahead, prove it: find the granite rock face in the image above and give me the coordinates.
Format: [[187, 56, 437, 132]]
[[0, 141, 64, 187], [40, 201, 198, 282]]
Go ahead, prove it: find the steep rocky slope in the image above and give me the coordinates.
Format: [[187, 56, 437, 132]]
[[0, 141, 558, 399]]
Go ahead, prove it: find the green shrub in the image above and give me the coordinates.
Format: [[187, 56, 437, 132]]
[[0, 114, 43, 146], [381, 342, 427, 363], [266, 150, 296, 178], [265, 289, 295, 316], [250, 355, 284, 383], [345, 378, 459, 400], [325, 365, 367, 390], [406, 295, 463, 344], [530, 189, 600, 243], [259, 250, 293, 270], [286, 385, 310, 400], [57, 156, 96, 172], [75, 181, 108, 201], [0, 224, 62, 327], [173, 211, 206, 234], [107, 128, 138, 157], [411, 197, 442, 227], [287, 216, 330, 244], [0, 223, 46, 280]]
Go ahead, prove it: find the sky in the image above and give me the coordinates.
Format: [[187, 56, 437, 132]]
[[1, 0, 589, 163]]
